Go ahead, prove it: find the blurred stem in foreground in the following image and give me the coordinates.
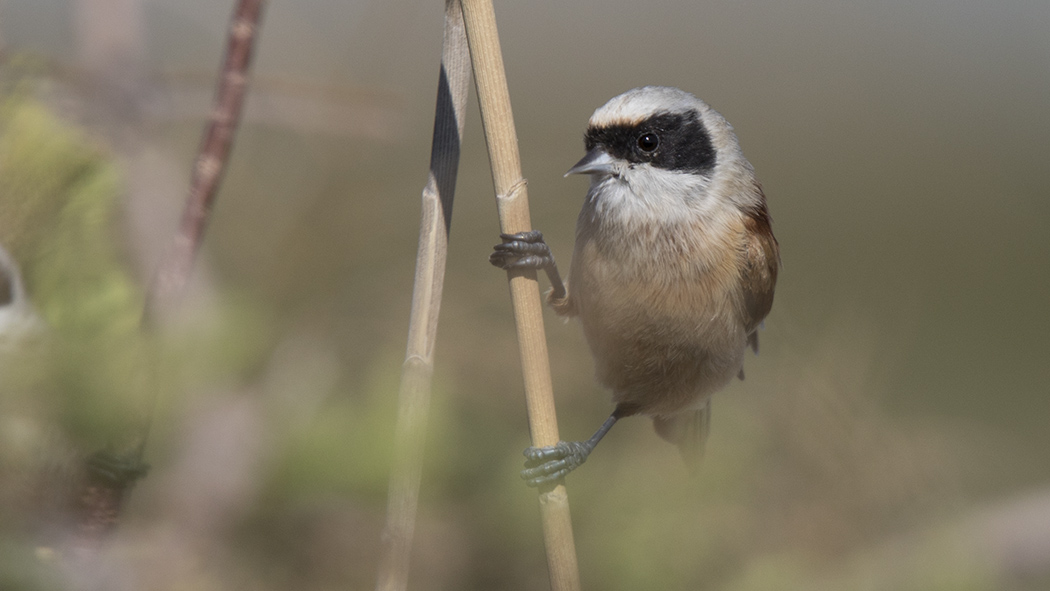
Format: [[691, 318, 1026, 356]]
[[460, 0, 582, 588], [73, 0, 268, 545], [143, 0, 266, 325], [375, 2, 471, 590]]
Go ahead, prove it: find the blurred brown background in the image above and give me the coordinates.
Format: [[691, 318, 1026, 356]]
[[1, 0, 1048, 589]]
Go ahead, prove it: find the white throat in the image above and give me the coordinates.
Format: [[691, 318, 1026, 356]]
[[585, 165, 725, 229]]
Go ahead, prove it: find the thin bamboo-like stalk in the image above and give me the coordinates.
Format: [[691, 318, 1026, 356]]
[[460, 1, 582, 589], [375, 1, 471, 590]]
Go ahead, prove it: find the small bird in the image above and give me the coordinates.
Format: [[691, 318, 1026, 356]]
[[491, 86, 779, 487]]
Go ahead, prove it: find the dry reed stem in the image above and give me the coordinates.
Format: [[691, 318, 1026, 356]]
[[460, 0, 582, 589], [375, 1, 471, 590]]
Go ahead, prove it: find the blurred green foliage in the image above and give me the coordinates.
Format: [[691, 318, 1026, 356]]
[[0, 86, 146, 445]]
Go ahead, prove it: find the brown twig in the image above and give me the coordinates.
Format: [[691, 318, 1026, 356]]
[[133, 0, 265, 465], [460, 0, 582, 589], [143, 0, 266, 322], [68, 0, 266, 548], [375, 1, 471, 590]]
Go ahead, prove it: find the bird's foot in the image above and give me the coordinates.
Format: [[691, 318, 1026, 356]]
[[490, 231, 554, 272], [521, 440, 593, 487]]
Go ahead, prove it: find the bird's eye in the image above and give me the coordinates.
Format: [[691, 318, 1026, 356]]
[[637, 133, 659, 152]]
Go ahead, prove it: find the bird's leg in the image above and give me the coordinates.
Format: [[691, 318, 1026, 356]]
[[520, 413, 620, 487], [489, 231, 566, 301]]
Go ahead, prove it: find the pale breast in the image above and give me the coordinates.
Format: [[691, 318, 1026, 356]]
[[568, 214, 750, 414]]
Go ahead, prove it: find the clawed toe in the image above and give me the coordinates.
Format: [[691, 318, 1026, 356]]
[[523, 444, 567, 464], [490, 232, 553, 271], [520, 441, 591, 487], [488, 230, 567, 300], [500, 231, 544, 243]]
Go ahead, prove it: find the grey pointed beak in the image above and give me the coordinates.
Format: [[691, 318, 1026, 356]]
[[565, 149, 617, 177]]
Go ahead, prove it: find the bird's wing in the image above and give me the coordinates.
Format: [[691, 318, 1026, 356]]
[[740, 189, 780, 340]]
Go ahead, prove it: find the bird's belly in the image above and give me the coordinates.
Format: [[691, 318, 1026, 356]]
[[577, 279, 746, 416]]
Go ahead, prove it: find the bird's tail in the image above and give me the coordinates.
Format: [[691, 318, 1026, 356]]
[[652, 404, 712, 466]]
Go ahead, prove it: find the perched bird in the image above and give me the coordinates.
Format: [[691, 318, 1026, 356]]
[[491, 86, 779, 486]]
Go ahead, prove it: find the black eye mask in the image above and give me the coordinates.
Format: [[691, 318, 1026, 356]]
[[584, 110, 717, 176]]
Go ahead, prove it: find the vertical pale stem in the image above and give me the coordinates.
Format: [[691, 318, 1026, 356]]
[[460, 0, 582, 589], [375, 1, 471, 590]]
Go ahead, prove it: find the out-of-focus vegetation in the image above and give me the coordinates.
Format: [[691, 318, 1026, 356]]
[[0, 85, 142, 457], [1, 0, 1049, 589]]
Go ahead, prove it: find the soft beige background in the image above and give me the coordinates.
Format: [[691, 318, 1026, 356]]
[[2, 0, 1048, 589]]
